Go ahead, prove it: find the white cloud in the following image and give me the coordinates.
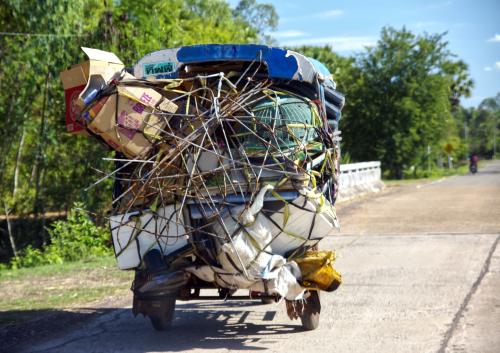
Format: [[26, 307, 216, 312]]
[[487, 34, 500, 42], [319, 10, 344, 18], [270, 30, 306, 39], [426, 1, 453, 9], [281, 9, 344, 22], [484, 62, 500, 71], [281, 36, 377, 52]]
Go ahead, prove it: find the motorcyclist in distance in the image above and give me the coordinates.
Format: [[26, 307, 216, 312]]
[[469, 152, 478, 174]]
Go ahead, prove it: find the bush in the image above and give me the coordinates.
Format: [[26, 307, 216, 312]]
[[10, 203, 112, 269], [10, 246, 47, 268]]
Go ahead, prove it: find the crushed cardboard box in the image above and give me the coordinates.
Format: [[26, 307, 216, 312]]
[[60, 49, 178, 157], [86, 76, 177, 158], [60, 47, 124, 134]]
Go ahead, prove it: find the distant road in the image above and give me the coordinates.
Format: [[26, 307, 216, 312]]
[[21, 161, 500, 353]]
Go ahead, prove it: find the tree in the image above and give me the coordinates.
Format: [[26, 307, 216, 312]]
[[338, 27, 473, 178], [478, 93, 500, 112], [464, 93, 500, 157], [233, 0, 278, 44], [296, 29, 473, 178], [289, 45, 363, 162], [0, 0, 111, 250], [0, 0, 278, 259]]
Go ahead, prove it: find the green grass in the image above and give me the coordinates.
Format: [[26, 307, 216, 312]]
[[383, 163, 473, 186], [383, 176, 442, 186], [0, 256, 116, 281], [0, 256, 133, 324]]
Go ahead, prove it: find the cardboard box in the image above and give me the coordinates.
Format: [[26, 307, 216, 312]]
[[60, 47, 124, 133], [87, 76, 178, 158]]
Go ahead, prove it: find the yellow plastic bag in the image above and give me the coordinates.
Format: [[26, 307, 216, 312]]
[[293, 250, 342, 292]]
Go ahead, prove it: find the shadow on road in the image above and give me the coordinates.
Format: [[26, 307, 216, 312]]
[[0, 308, 118, 353], [141, 303, 299, 351], [3, 300, 303, 353]]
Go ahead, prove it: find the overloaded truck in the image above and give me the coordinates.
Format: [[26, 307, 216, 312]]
[[60, 44, 345, 331]]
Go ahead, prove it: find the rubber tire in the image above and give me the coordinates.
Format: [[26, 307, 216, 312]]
[[261, 297, 275, 305], [300, 291, 321, 331], [149, 297, 176, 331]]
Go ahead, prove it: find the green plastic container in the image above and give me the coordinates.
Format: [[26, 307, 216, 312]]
[[239, 94, 320, 154]]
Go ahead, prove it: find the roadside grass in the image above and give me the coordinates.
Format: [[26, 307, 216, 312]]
[[383, 164, 473, 187], [383, 177, 438, 187], [0, 256, 132, 325]]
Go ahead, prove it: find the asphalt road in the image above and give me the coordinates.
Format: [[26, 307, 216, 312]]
[[22, 161, 500, 353]]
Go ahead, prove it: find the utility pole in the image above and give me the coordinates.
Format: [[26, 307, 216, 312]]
[[427, 144, 431, 172], [494, 121, 497, 158], [464, 120, 469, 158]]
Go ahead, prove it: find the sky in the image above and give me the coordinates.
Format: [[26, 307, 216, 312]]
[[231, 0, 500, 107]]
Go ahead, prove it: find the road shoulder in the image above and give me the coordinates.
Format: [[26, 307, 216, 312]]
[[444, 236, 500, 353]]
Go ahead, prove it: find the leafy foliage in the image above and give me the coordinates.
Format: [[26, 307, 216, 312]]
[[296, 27, 474, 178], [0, 0, 272, 216], [233, 0, 278, 44], [0, 0, 276, 261], [457, 93, 500, 158], [10, 203, 111, 269]]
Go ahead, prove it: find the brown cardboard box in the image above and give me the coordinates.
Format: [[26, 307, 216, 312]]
[[87, 77, 178, 158], [60, 47, 124, 133]]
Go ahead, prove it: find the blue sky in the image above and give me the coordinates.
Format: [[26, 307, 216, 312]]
[[231, 0, 500, 107]]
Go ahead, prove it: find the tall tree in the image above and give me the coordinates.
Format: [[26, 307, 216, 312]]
[[233, 0, 278, 44], [0, 0, 278, 256], [340, 27, 473, 178], [465, 93, 500, 157]]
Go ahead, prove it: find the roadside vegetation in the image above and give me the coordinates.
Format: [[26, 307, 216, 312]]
[[383, 164, 472, 187], [0, 0, 279, 266], [2, 204, 111, 270], [297, 35, 499, 179], [0, 256, 132, 324]]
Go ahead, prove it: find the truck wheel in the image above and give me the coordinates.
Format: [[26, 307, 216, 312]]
[[300, 291, 321, 330], [149, 297, 176, 331]]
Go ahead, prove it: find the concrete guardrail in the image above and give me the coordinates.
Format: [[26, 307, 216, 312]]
[[338, 161, 384, 202]]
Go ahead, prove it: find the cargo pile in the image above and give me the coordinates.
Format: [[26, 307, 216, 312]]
[[61, 45, 344, 308]]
